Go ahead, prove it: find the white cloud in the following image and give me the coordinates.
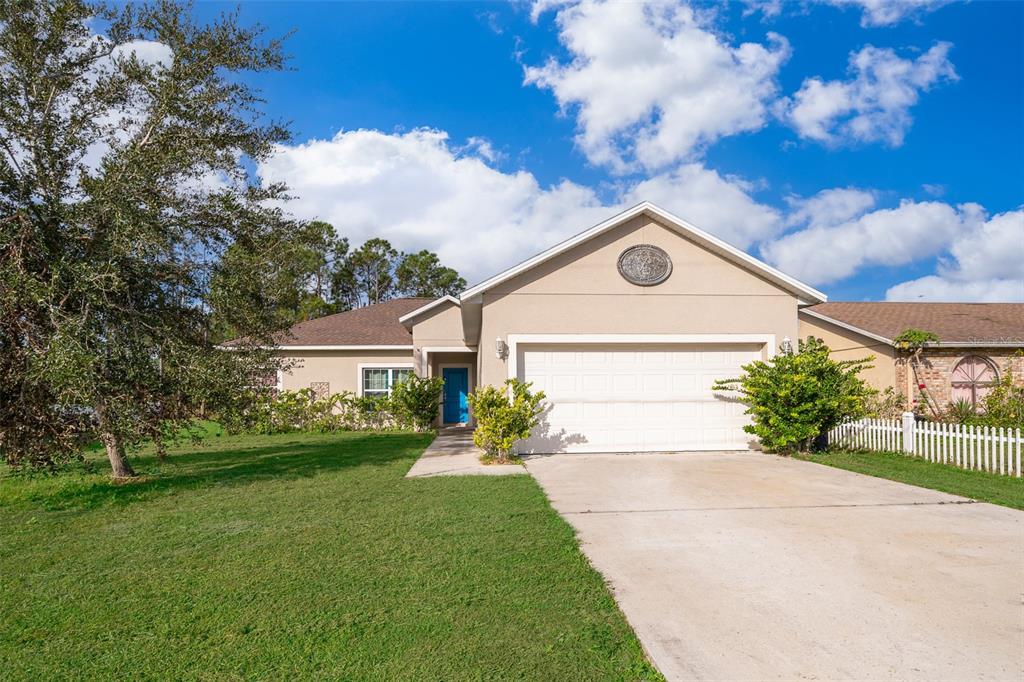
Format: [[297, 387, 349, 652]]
[[622, 164, 782, 247], [258, 127, 1020, 303], [886, 209, 1024, 302], [111, 39, 174, 69], [823, 0, 952, 27], [761, 192, 985, 285], [784, 187, 877, 229], [257, 128, 784, 283], [742, 0, 783, 19], [258, 128, 607, 284], [779, 42, 957, 147], [524, 0, 790, 172], [885, 276, 1024, 302]]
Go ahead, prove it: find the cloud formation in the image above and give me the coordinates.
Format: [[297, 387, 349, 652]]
[[524, 0, 790, 172], [761, 191, 985, 285], [258, 128, 785, 284], [885, 209, 1024, 301], [743, 0, 951, 26], [261, 129, 1022, 303], [779, 42, 956, 147], [823, 0, 952, 27]]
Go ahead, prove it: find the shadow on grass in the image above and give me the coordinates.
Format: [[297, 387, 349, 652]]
[[9, 431, 433, 513]]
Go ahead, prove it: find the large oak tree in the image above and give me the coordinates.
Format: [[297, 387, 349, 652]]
[[0, 0, 297, 477]]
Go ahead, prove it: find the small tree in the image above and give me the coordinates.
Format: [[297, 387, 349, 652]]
[[467, 380, 546, 464], [893, 328, 941, 417], [390, 375, 444, 432], [713, 337, 874, 454]]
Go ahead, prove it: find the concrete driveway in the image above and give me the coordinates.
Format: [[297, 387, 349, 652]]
[[524, 452, 1023, 681]]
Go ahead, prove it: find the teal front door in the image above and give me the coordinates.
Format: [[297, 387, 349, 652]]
[[442, 367, 469, 423]]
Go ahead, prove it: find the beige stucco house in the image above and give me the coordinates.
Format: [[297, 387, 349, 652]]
[[269, 202, 829, 452], [267, 202, 1023, 452]]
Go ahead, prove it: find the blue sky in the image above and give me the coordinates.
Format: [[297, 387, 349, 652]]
[[192, 0, 1023, 302]]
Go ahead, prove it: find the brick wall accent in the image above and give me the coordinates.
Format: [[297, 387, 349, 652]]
[[897, 348, 1024, 411]]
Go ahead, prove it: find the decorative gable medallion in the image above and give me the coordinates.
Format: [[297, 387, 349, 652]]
[[617, 244, 672, 286]]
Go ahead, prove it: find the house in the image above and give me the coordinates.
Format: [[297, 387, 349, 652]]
[[266, 202, 1023, 452], [798, 302, 1024, 410], [266, 202, 822, 452]]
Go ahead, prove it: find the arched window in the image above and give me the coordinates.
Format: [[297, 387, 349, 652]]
[[951, 356, 998, 408]]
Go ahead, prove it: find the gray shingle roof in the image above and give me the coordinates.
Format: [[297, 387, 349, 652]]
[[804, 302, 1024, 345]]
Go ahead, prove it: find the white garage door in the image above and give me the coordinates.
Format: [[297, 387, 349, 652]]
[[518, 344, 762, 453]]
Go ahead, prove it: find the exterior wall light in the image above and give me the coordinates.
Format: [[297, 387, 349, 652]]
[[781, 337, 793, 355], [495, 337, 507, 360]]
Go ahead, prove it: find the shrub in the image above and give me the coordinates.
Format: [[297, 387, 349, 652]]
[[975, 361, 1024, 429], [467, 380, 546, 464], [713, 336, 874, 454], [218, 388, 410, 435], [943, 398, 977, 424], [390, 375, 445, 431], [864, 387, 907, 419]]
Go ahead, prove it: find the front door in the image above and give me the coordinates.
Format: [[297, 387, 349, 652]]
[[442, 367, 470, 424]]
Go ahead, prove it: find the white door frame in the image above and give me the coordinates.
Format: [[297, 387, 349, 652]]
[[419, 345, 476, 378], [506, 333, 776, 380]]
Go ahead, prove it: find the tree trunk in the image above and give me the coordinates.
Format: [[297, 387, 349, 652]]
[[101, 431, 136, 479]]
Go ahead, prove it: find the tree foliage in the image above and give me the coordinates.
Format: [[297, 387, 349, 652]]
[[467, 380, 546, 464], [348, 237, 398, 305], [213, 229, 468, 322], [0, 0, 294, 475], [713, 337, 874, 453], [396, 250, 467, 299]]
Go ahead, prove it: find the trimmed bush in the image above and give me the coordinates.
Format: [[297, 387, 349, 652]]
[[713, 336, 874, 453], [467, 380, 546, 464]]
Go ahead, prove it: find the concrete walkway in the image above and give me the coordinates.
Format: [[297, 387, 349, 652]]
[[405, 427, 524, 478], [525, 451, 1024, 682]]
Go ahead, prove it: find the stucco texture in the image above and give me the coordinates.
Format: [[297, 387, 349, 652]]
[[277, 349, 414, 395], [798, 313, 897, 391], [477, 215, 799, 387]]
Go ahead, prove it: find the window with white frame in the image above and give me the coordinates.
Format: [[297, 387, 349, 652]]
[[361, 367, 412, 398]]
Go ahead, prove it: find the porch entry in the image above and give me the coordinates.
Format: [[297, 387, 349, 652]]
[[442, 367, 470, 424]]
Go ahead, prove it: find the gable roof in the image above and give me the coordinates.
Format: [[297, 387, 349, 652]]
[[460, 202, 827, 304], [238, 298, 429, 348], [802, 302, 1024, 346], [398, 295, 460, 327]]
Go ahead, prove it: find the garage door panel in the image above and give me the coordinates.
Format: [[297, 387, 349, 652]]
[[518, 343, 759, 453]]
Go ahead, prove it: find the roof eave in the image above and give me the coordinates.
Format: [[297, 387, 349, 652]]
[[799, 309, 894, 345], [398, 295, 461, 327]]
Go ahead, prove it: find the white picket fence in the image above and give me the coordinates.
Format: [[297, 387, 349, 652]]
[[828, 412, 1023, 477]]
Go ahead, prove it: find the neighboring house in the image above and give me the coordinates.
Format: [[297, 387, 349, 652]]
[[263, 202, 1023, 452], [799, 302, 1024, 410]]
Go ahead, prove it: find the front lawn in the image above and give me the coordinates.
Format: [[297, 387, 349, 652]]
[[0, 428, 660, 680], [799, 449, 1024, 510]]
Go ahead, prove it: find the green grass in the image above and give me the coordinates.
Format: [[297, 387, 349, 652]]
[[0, 427, 661, 681], [799, 449, 1024, 510]]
